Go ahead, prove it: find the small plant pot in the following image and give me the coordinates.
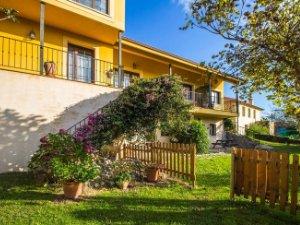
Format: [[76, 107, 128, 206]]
[[116, 180, 130, 190], [63, 182, 83, 199], [146, 167, 160, 182], [44, 61, 56, 76]]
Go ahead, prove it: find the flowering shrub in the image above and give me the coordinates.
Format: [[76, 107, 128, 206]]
[[76, 75, 191, 150], [28, 130, 98, 183]]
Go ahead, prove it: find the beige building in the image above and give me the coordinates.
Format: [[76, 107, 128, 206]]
[[225, 97, 263, 135]]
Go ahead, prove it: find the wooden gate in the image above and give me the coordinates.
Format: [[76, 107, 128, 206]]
[[230, 148, 300, 214], [122, 142, 196, 187]]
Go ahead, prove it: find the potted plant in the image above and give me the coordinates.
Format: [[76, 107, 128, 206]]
[[44, 61, 56, 76], [145, 163, 164, 182], [31, 130, 99, 200], [114, 171, 132, 190], [52, 156, 98, 199]]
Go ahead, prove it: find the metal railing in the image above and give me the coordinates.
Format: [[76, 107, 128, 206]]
[[184, 91, 237, 113], [0, 35, 120, 87]]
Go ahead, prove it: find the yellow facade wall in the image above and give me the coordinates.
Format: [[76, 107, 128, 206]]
[[115, 49, 225, 93], [0, 19, 116, 85]]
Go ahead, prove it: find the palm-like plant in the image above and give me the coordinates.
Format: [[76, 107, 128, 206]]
[[0, 8, 19, 22]]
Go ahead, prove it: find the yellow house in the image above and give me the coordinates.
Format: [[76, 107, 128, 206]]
[[0, 0, 238, 172]]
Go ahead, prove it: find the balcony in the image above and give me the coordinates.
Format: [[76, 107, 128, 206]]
[[1, 0, 125, 44], [0, 35, 120, 87], [184, 91, 237, 118]]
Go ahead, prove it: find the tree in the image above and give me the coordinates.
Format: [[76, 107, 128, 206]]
[[181, 0, 300, 120], [0, 8, 19, 22]]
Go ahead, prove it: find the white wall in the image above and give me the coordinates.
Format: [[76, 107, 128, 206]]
[[0, 70, 121, 173], [237, 104, 262, 134]]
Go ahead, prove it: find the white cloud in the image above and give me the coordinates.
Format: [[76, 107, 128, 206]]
[[173, 0, 194, 13]]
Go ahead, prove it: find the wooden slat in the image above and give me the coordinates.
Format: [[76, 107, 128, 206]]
[[230, 148, 236, 199], [279, 153, 289, 211], [243, 149, 251, 198], [290, 155, 299, 215], [257, 150, 268, 204], [251, 150, 258, 202], [269, 151, 277, 208]]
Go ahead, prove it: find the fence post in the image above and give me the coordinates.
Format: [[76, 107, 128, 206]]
[[230, 148, 236, 199], [190, 144, 196, 188]]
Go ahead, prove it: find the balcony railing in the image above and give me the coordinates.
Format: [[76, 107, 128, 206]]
[[184, 91, 237, 113], [0, 36, 120, 87]]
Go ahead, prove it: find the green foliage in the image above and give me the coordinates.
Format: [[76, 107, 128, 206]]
[[28, 131, 98, 183], [51, 157, 98, 183], [246, 122, 269, 137], [87, 75, 191, 150], [182, 0, 300, 120], [114, 171, 132, 183], [168, 120, 210, 154], [223, 118, 235, 132]]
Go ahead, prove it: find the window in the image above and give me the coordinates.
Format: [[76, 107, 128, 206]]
[[123, 71, 139, 88], [209, 124, 217, 136], [211, 91, 221, 104], [182, 84, 193, 100], [74, 0, 109, 14], [248, 108, 251, 118], [253, 109, 256, 119], [242, 106, 246, 117], [68, 44, 94, 83]]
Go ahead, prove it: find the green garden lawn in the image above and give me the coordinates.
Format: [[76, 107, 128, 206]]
[[0, 155, 299, 225], [257, 140, 300, 154]]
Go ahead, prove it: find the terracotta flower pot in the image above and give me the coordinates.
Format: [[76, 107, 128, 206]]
[[63, 182, 83, 199], [116, 180, 130, 190], [146, 167, 160, 182], [44, 61, 56, 76]]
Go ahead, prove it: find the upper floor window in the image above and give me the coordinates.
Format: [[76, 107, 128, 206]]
[[73, 0, 109, 14], [248, 108, 251, 118], [242, 106, 246, 117], [253, 109, 256, 119], [211, 91, 221, 105]]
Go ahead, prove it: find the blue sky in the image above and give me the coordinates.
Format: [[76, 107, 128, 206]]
[[124, 0, 275, 115]]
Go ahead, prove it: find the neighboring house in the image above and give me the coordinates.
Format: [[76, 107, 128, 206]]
[[224, 97, 263, 135], [0, 0, 238, 172]]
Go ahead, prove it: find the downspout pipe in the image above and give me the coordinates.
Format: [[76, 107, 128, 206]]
[[39, 1, 45, 75], [118, 31, 123, 88]]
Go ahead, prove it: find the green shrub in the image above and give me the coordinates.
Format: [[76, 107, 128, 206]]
[[224, 118, 236, 132], [28, 130, 98, 183], [246, 122, 269, 137], [51, 157, 98, 183], [175, 120, 210, 154], [114, 171, 132, 183]]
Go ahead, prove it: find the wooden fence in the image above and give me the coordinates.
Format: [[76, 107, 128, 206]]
[[231, 148, 300, 215], [121, 142, 196, 187]]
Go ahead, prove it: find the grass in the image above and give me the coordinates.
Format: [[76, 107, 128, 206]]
[[256, 139, 300, 154], [0, 155, 299, 225]]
